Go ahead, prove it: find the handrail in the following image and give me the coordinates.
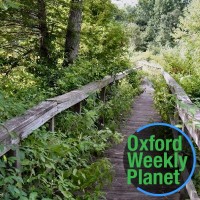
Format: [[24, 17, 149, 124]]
[[0, 67, 141, 158], [162, 70, 200, 146], [137, 60, 200, 200], [138, 60, 200, 148]]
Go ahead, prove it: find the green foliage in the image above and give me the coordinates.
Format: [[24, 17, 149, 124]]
[[0, 66, 55, 121], [127, 0, 189, 51], [0, 0, 21, 10], [0, 0, 141, 198], [103, 78, 141, 130], [0, 75, 140, 199], [166, 0, 200, 100], [158, 0, 200, 102], [152, 76, 176, 122], [0, 0, 129, 84], [0, 0, 131, 119]]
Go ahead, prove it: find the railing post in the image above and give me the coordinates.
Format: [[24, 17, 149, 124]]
[[72, 102, 82, 114], [7, 144, 21, 174], [49, 117, 55, 132], [100, 87, 106, 103], [14, 144, 21, 172], [98, 87, 106, 128], [171, 115, 188, 200]]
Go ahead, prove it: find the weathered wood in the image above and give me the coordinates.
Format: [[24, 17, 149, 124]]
[[171, 118, 200, 200], [7, 144, 21, 173], [162, 71, 192, 104], [49, 117, 55, 132], [48, 67, 142, 104], [139, 61, 200, 149], [0, 101, 56, 140], [137, 60, 163, 71], [162, 71, 200, 148], [0, 101, 57, 156], [100, 87, 106, 103], [0, 67, 139, 158], [182, 160, 200, 200], [104, 82, 180, 200], [138, 61, 200, 199], [72, 102, 82, 114], [98, 87, 106, 128]]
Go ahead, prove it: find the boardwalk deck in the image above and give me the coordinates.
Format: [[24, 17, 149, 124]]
[[103, 81, 181, 200]]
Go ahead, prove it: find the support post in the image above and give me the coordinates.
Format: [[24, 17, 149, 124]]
[[7, 144, 21, 175], [14, 145, 21, 172], [115, 79, 119, 87], [72, 102, 82, 114], [100, 87, 106, 103], [171, 112, 189, 200], [98, 87, 106, 128], [49, 117, 55, 132]]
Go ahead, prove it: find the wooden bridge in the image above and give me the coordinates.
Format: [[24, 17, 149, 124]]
[[0, 61, 200, 199], [104, 74, 182, 200]]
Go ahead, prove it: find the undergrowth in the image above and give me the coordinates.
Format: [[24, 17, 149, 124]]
[[0, 73, 141, 199]]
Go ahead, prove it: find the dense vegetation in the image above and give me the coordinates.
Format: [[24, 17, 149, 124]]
[[0, 78, 140, 199], [0, 0, 141, 199], [2, 0, 200, 198], [129, 0, 200, 195], [126, 0, 190, 51], [0, 0, 130, 122], [129, 0, 200, 103]]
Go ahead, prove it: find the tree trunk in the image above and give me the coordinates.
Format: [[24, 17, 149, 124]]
[[37, 0, 51, 62], [63, 0, 83, 67]]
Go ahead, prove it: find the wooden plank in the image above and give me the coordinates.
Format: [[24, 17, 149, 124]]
[[183, 168, 200, 200], [171, 118, 200, 200], [49, 117, 55, 132], [162, 71, 192, 104], [162, 71, 200, 148], [137, 61, 200, 199], [72, 102, 82, 114], [0, 67, 139, 158], [98, 87, 106, 128], [100, 87, 106, 103], [137, 60, 163, 70], [139, 61, 200, 149], [55, 91, 88, 113], [0, 103, 58, 157], [6, 144, 21, 173], [48, 67, 141, 104], [0, 101, 57, 141], [178, 107, 200, 147], [104, 82, 180, 199]]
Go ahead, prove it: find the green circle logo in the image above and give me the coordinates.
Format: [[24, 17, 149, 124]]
[[123, 123, 196, 197]]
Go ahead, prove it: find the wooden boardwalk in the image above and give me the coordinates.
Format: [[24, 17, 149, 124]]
[[104, 81, 181, 200]]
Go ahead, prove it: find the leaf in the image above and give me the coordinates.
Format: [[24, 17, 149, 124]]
[[73, 169, 77, 176], [29, 192, 38, 200], [175, 124, 182, 128], [21, 159, 31, 166], [42, 198, 52, 200], [58, 185, 71, 198]]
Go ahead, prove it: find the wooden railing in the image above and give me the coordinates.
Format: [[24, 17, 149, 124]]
[[138, 60, 200, 200], [0, 67, 140, 167], [138, 60, 200, 149]]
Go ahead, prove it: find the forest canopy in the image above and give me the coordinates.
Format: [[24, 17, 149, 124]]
[[127, 0, 190, 51], [0, 1, 141, 199], [1, 0, 200, 199], [0, 0, 131, 121]]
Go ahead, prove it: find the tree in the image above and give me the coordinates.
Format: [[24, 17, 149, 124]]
[[129, 0, 190, 51], [37, 0, 51, 62], [63, 0, 83, 67], [174, 0, 200, 71]]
